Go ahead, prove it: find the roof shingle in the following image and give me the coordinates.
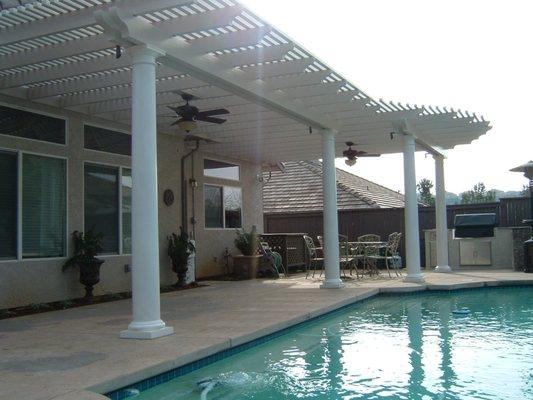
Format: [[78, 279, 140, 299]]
[[263, 161, 405, 214]]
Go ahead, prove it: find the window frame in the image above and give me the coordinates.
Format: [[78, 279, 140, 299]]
[[0, 102, 68, 147], [203, 157, 241, 182], [0, 147, 68, 262], [82, 122, 132, 157], [82, 161, 131, 257], [203, 183, 243, 230]]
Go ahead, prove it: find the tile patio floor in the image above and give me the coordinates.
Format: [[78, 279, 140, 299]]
[[1, 269, 532, 400]]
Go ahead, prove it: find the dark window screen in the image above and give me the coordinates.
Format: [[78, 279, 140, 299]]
[[84, 164, 119, 253], [84, 125, 131, 156], [0, 151, 18, 259], [0, 105, 65, 144]]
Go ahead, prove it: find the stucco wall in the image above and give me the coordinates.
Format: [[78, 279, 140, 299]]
[[187, 151, 264, 278], [0, 96, 263, 308]]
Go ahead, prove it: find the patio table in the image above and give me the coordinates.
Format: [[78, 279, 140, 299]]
[[347, 241, 388, 275]]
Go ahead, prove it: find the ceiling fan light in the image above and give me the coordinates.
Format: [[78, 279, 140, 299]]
[[345, 157, 357, 167], [178, 119, 197, 132]]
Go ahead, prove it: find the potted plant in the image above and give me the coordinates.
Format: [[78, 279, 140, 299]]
[[62, 230, 104, 303], [233, 226, 261, 279], [167, 227, 195, 288]]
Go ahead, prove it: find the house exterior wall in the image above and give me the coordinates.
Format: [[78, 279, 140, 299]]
[[0, 95, 263, 309]]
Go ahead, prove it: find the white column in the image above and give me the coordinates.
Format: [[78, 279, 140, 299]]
[[402, 134, 424, 283], [320, 129, 344, 289], [120, 45, 173, 339], [434, 155, 451, 273]]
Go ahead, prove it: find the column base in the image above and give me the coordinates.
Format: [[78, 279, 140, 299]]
[[434, 265, 452, 273], [320, 279, 345, 289], [403, 273, 425, 283], [120, 320, 174, 340]]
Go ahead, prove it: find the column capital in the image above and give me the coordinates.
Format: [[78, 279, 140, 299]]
[[320, 128, 338, 137], [130, 44, 165, 64]]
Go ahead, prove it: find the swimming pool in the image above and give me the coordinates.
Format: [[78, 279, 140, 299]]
[[112, 287, 533, 400]]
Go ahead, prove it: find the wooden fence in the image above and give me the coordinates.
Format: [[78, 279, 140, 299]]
[[264, 197, 530, 267]]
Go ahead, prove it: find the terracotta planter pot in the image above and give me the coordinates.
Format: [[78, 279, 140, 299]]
[[78, 258, 104, 303], [233, 255, 262, 279]]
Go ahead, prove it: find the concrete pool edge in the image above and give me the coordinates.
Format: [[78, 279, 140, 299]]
[[95, 278, 533, 400]]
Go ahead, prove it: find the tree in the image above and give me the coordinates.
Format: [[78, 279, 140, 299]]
[[417, 178, 435, 206], [460, 183, 497, 204], [521, 184, 530, 197]]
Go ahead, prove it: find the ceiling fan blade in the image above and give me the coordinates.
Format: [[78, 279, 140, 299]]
[[167, 106, 181, 113], [359, 154, 381, 157], [197, 108, 230, 117], [196, 115, 227, 124], [170, 119, 183, 126]]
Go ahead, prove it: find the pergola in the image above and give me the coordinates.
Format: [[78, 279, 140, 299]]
[[0, 0, 491, 339]]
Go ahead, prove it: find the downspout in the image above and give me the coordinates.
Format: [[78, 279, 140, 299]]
[[190, 147, 198, 240], [180, 140, 200, 237]]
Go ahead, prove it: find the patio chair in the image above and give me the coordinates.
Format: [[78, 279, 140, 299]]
[[346, 242, 363, 278], [365, 232, 403, 278], [357, 234, 381, 275], [304, 235, 323, 278], [357, 234, 381, 242], [363, 243, 381, 276], [258, 241, 286, 278], [317, 235, 356, 278]]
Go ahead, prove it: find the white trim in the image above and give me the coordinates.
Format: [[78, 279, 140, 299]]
[[203, 156, 241, 182], [0, 101, 68, 147], [82, 147, 132, 159], [82, 122, 131, 136], [17, 150, 22, 261], [203, 183, 243, 230]]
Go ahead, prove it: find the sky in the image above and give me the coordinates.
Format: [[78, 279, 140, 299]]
[[239, 0, 532, 195]]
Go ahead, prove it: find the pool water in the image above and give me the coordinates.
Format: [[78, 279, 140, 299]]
[[130, 287, 533, 400]]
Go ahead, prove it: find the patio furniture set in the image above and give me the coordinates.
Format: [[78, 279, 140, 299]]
[[303, 233, 403, 279], [258, 232, 402, 280]]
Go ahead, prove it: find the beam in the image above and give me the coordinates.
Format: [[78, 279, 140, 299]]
[[94, 6, 338, 130]]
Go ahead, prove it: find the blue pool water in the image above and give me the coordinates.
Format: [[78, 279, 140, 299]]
[[124, 287, 533, 400]]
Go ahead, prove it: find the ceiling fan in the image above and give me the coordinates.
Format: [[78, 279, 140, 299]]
[[166, 92, 230, 132], [343, 141, 380, 166]]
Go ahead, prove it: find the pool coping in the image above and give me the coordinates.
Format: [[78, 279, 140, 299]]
[[95, 278, 533, 400]]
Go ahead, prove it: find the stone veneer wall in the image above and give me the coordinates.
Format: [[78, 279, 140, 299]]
[[512, 227, 532, 271]]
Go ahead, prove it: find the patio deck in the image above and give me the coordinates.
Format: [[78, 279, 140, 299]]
[[1, 269, 532, 400]]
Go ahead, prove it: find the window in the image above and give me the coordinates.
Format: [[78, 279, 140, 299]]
[[203, 159, 240, 181], [0, 151, 18, 259], [84, 125, 131, 156], [84, 164, 131, 255], [84, 164, 119, 253], [204, 185, 223, 228], [204, 184, 242, 229], [0, 151, 67, 260], [224, 186, 242, 228], [0, 105, 66, 144], [22, 154, 67, 258]]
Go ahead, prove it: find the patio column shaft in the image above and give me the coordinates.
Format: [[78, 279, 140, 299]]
[[434, 155, 451, 272], [402, 134, 424, 283], [120, 45, 173, 339], [320, 129, 344, 289]]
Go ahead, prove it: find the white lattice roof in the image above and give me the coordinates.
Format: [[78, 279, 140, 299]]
[[0, 0, 491, 164]]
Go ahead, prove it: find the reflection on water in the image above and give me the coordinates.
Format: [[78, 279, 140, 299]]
[[134, 287, 533, 400]]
